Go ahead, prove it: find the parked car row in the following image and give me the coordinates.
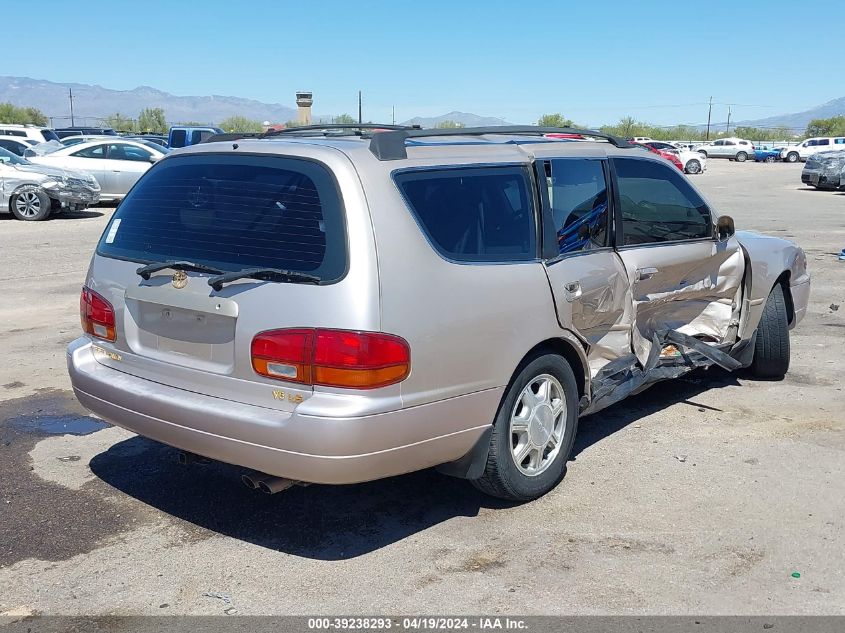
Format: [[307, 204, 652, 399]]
[[0, 123, 224, 220], [801, 150, 845, 190]]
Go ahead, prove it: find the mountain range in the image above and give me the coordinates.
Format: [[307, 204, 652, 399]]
[[1, 76, 843, 131], [733, 96, 845, 131]]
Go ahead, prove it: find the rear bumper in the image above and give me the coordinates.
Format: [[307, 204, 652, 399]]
[[67, 339, 494, 484]]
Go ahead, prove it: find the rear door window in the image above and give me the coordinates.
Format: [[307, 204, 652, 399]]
[[545, 159, 609, 254], [394, 165, 536, 262], [97, 154, 347, 282], [72, 144, 107, 159]]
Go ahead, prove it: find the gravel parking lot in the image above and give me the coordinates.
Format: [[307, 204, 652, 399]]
[[0, 160, 843, 616]]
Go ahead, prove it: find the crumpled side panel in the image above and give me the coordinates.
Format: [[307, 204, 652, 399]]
[[631, 246, 745, 364]]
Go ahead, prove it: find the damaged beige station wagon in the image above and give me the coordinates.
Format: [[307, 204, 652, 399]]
[[67, 125, 810, 501]]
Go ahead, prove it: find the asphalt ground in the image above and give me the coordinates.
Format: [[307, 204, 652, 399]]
[[0, 159, 842, 615]]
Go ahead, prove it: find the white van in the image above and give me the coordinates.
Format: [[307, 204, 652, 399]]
[[0, 124, 61, 144], [780, 137, 845, 162]]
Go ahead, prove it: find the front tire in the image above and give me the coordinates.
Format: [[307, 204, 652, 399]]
[[736, 151, 748, 162], [786, 152, 799, 163], [472, 354, 579, 501], [686, 159, 702, 174], [749, 284, 790, 378], [765, 155, 776, 163], [10, 189, 51, 221]]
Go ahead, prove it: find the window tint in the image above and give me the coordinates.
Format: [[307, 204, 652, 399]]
[[395, 166, 536, 262], [170, 129, 187, 148], [546, 159, 608, 255], [0, 139, 25, 156], [97, 154, 347, 281], [72, 144, 107, 159], [40, 129, 60, 142], [724, 140, 736, 146], [614, 158, 712, 246], [817, 139, 829, 146], [713, 140, 724, 146], [835, 138, 845, 145], [108, 143, 152, 162]]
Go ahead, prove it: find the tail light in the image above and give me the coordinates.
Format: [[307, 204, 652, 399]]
[[252, 328, 410, 389], [80, 286, 116, 342]]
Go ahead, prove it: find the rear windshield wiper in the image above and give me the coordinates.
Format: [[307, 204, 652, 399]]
[[136, 260, 224, 280], [208, 268, 321, 291]]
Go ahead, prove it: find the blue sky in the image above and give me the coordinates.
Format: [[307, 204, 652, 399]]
[[4, 0, 844, 126]]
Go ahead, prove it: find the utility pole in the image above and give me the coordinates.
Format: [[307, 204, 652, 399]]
[[358, 91, 362, 125], [705, 96, 713, 141], [726, 106, 731, 134], [68, 88, 75, 126]]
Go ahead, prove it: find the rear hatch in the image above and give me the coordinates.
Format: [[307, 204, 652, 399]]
[[86, 149, 376, 412]]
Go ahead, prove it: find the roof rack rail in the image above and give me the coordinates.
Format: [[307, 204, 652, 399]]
[[202, 132, 262, 143], [259, 123, 420, 139], [368, 126, 634, 160]]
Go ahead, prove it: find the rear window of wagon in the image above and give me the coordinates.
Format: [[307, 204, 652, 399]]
[[96, 154, 347, 282]]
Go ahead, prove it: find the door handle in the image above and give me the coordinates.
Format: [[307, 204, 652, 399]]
[[563, 281, 582, 302], [635, 267, 659, 282]]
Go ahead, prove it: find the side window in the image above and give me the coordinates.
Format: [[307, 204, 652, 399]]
[[546, 159, 609, 255], [395, 166, 536, 262], [72, 144, 107, 159], [817, 139, 829, 146], [713, 140, 724, 146], [109, 143, 151, 162], [614, 158, 712, 246], [835, 138, 845, 145], [170, 129, 187, 148], [805, 140, 816, 147], [724, 140, 736, 146]]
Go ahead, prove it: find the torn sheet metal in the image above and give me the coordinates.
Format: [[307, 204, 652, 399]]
[[624, 243, 746, 365], [582, 328, 741, 415]]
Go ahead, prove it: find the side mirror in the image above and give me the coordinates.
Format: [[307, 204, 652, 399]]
[[716, 215, 735, 241]]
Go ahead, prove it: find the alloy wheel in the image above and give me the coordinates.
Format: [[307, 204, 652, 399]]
[[509, 374, 567, 477]]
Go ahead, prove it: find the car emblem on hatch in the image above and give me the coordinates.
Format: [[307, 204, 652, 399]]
[[171, 270, 188, 289]]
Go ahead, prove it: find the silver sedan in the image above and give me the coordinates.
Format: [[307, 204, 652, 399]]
[[28, 139, 169, 202]]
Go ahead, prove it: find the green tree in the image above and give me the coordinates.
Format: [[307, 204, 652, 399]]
[[218, 115, 263, 132], [104, 113, 137, 132], [805, 116, 845, 138], [334, 113, 356, 124], [537, 113, 574, 128], [0, 102, 48, 126], [435, 120, 465, 129], [137, 107, 168, 133]]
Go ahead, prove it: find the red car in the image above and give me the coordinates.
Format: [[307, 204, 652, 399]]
[[632, 142, 684, 172]]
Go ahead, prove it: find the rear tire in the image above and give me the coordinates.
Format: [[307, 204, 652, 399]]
[[686, 159, 702, 174], [736, 151, 748, 162], [749, 284, 790, 378], [471, 354, 579, 501], [10, 189, 51, 221]]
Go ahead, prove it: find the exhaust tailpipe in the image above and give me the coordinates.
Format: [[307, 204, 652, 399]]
[[258, 476, 296, 495], [241, 473, 264, 490]]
